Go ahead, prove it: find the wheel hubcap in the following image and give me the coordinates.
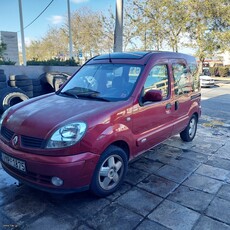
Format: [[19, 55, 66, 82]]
[[189, 118, 196, 137], [99, 155, 124, 190]]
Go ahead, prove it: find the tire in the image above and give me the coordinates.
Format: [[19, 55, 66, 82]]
[[39, 72, 56, 88], [39, 73, 54, 94], [0, 73, 7, 82], [25, 90, 33, 98], [53, 76, 67, 91], [33, 91, 43, 97], [90, 145, 128, 197], [18, 85, 33, 91], [9, 75, 29, 81], [33, 85, 42, 92], [180, 114, 198, 142], [9, 79, 32, 87], [0, 82, 7, 89], [32, 79, 41, 86], [40, 72, 69, 90], [0, 88, 29, 113]]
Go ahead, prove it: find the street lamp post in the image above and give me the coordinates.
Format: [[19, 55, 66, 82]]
[[18, 0, 27, 65], [67, 0, 73, 59], [113, 0, 123, 52]]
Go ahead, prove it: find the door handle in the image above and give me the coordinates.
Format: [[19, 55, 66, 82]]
[[175, 101, 179, 110], [165, 103, 172, 109]]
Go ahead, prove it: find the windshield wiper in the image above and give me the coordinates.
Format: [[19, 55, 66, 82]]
[[60, 90, 78, 99], [76, 93, 110, 102], [60, 89, 110, 101]]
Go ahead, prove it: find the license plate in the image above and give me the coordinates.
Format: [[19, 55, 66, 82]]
[[1, 152, 26, 172]]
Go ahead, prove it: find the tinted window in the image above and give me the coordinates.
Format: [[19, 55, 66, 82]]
[[144, 64, 169, 99]]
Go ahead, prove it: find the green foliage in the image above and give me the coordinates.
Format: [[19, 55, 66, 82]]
[[131, 0, 188, 51], [0, 59, 16, 65], [27, 58, 79, 66], [184, 0, 230, 60], [209, 66, 230, 77], [218, 67, 229, 77], [209, 67, 216, 76], [25, 1, 230, 63]]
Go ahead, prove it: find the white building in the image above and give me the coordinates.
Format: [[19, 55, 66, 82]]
[[0, 31, 19, 64], [217, 51, 230, 66], [222, 51, 230, 66]]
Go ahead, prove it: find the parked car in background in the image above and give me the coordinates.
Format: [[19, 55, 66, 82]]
[[202, 67, 211, 76], [0, 51, 201, 197], [200, 75, 215, 87]]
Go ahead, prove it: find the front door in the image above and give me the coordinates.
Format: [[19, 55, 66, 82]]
[[132, 63, 174, 154]]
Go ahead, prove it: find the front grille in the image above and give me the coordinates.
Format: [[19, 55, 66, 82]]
[[1, 126, 14, 141], [21, 135, 45, 148], [1, 126, 45, 149]]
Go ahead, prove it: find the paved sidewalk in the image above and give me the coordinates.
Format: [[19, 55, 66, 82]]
[[0, 116, 230, 230]]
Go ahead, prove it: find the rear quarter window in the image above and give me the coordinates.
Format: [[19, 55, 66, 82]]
[[188, 62, 200, 92]]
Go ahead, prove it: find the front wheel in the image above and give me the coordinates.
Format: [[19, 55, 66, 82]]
[[180, 115, 198, 142], [90, 145, 128, 197]]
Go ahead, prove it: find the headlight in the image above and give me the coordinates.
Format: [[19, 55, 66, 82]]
[[46, 122, 87, 148]]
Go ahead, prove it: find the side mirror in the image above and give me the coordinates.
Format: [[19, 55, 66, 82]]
[[143, 90, 163, 102]]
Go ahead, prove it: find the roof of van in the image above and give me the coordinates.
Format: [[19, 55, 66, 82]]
[[87, 51, 196, 65]]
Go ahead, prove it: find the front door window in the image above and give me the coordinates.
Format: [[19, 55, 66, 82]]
[[143, 64, 169, 100]]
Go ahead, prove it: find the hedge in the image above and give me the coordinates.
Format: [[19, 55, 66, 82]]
[[0, 60, 16, 65], [209, 66, 229, 77], [27, 58, 79, 66], [209, 67, 216, 76], [218, 67, 229, 77]]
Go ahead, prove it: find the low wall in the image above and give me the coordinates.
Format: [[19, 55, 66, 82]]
[[0, 65, 80, 79]]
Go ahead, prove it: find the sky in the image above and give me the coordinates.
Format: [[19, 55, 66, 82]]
[[0, 0, 116, 45], [0, 0, 195, 55]]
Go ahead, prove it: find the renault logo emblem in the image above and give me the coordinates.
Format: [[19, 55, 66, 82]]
[[12, 136, 18, 146]]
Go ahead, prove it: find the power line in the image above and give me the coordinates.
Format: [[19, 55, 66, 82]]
[[21, 0, 55, 31]]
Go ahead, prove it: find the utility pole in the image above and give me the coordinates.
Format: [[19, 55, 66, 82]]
[[18, 0, 27, 65], [113, 0, 123, 52], [67, 0, 73, 59]]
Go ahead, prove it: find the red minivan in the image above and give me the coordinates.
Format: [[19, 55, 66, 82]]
[[0, 51, 201, 197]]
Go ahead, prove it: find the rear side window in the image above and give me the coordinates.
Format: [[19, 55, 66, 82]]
[[144, 64, 169, 99], [188, 62, 200, 92], [172, 63, 193, 95]]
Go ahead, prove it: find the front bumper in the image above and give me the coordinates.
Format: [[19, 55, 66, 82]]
[[200, 81, 215, 87], [0, 139, 100, 193]]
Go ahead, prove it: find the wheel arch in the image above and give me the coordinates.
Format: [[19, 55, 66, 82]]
[[192, 111, 199, 121], [109, 140, 130, 161]]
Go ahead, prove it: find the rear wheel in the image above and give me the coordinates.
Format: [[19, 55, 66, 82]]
[[90, 145, 128, 197], [180, 115, 198, 142]]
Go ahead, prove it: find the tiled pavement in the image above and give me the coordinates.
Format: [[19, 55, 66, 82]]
[[0, 117, 230, 230]]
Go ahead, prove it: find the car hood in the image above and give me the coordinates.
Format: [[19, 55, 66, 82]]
[[5, 93, 124, 138]]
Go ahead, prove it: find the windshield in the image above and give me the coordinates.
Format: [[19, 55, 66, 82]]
[[60, 63, 143, 101]]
